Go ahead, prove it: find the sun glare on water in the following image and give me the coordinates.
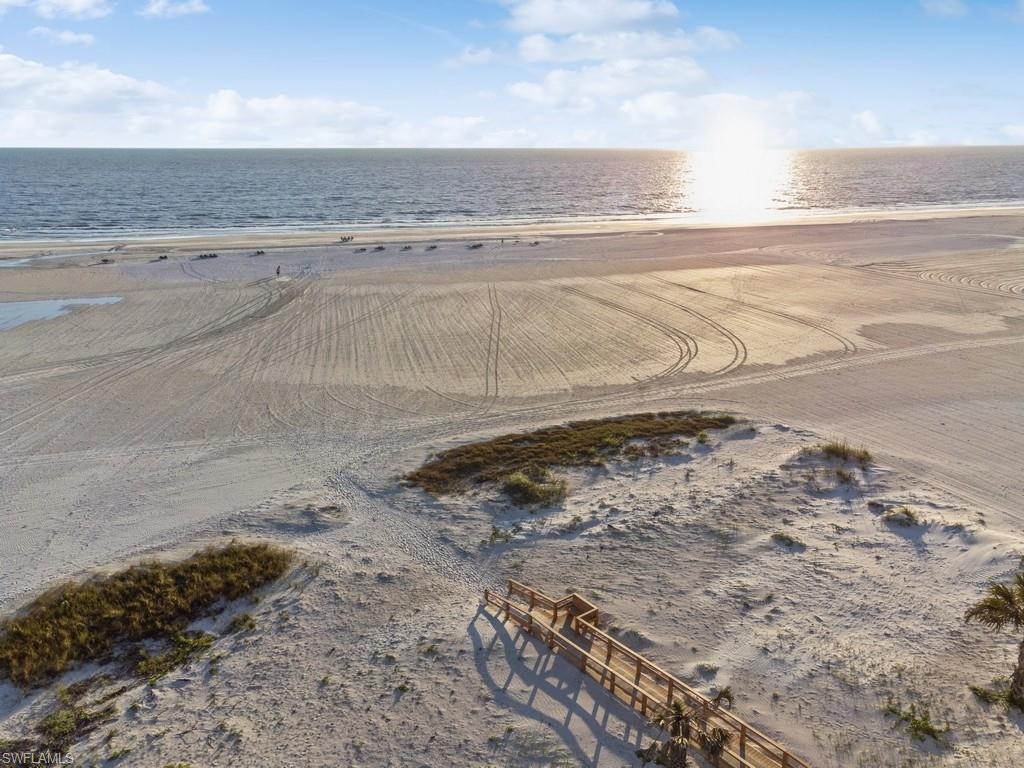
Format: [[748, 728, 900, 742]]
[[685, 118, 794, 223]]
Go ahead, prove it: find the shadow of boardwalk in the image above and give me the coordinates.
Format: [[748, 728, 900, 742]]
[[469, 606, 651, 767]]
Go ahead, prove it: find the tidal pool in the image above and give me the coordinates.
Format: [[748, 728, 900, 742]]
[[0, 296, 122, 331]]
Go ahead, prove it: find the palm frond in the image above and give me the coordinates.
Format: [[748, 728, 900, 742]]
[[965, 574, 1024, 632]]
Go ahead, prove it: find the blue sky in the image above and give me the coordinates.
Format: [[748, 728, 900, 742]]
[[0, 0, 1022, 147]]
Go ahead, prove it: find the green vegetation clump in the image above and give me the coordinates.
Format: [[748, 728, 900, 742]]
[[883, 699, 950, 745], [502, 467, 568, 506], [37, 704, 116, 751], [0, 542, 292, 687], [968, 679, 1022, 709], [965, 571, 1024, 708], [134, 632, 215, 684], [227, 612, 257, 633], [805, 439, 872, 467], [406, 411, 736, 500]]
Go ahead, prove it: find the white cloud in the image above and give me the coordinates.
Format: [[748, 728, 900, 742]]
[[0, 49, 513, 147], [509, 56, 704, 110], [853, 109, 883, 135], [505, 0, 679, 34], [0, 50, 169, 110], [518, 27, 737, 62], [620, 90, 812, 149], [29, 25, 95, 44], [0, 0, 111, 17], [919, 0, 967, 17], [445, 45, 495, 67], [1004, 124, 1024, 141], [186, 89, 391, 145], [140, 0, 210, 18]]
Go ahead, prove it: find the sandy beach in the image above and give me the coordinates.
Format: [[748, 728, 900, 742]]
[[2, 212, 1023, 766]]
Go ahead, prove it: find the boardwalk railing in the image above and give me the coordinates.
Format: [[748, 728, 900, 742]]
[[483, 580, 810, 768]]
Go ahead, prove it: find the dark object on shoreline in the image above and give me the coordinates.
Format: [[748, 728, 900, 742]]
[[426, 244, 438, 251], [99, 258, 115, 264], [529, 241, 540, 246], [354, 247, 367, 253], [157, 254, 168, 260], [196, 253, 219, 260], [254, 249, 266, 256], [468, 242, 484, 250], [400, 245, 412, 251], [338, 235, 354, 243], [373, 245, 385, 252]]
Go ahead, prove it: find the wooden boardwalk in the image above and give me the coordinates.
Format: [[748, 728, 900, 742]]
[[483, 580, 811, 768]]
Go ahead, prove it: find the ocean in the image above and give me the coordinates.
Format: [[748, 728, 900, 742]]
[[2, 147, 1023, 240]]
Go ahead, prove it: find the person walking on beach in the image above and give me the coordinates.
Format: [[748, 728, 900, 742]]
[[276, 265, 281, 277]]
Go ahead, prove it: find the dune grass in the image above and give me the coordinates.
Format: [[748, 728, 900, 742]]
[[805, 439, 872, 468], [882, 506, 920, 527], [502, 467, 569, 506], [406, 410, 736, 501], [883, 699, 950, 745], [0, 542, 292, 688]]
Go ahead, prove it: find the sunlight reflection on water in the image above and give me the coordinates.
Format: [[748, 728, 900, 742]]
[[684, 150, 795, 223]]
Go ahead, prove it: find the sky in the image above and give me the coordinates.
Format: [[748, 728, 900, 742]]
[[0, 0, 1022, 148]]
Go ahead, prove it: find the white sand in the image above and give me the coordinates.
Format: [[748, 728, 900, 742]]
[[1, 214, 1023, 766]]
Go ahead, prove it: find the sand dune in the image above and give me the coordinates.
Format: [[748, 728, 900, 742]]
[[1, 214, 1023, 766]]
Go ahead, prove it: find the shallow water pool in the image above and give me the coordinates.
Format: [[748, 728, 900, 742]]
[[0, 296, 122, 331]]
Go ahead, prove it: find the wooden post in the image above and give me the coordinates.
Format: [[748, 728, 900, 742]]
[[635, 658, 642, 683], [782, 753, 790, 768], [610, 672, 616, 695], [739, 725, 747, 759], [641, 692, 648, 716], [667, 679, 674, 705]]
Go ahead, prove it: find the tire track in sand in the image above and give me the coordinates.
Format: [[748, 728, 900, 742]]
[[649, 274, 858, 355], [556, 284, 695, 382]]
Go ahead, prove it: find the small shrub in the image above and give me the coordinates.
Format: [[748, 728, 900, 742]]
[[968, 678, 1023, 710], [501, 469, 567, 506], [37, 704, 115, 750], [135, 632, 214, 684], [771, 532, 804, 548], [882, 506, 919, 527], [883, 699, 949, 745], [228, 613, 256, 633], [806, 439, 872, 467], [834, 468, 856, 485], [483, 526, 513, 547], [696, 430, 709, 445]]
